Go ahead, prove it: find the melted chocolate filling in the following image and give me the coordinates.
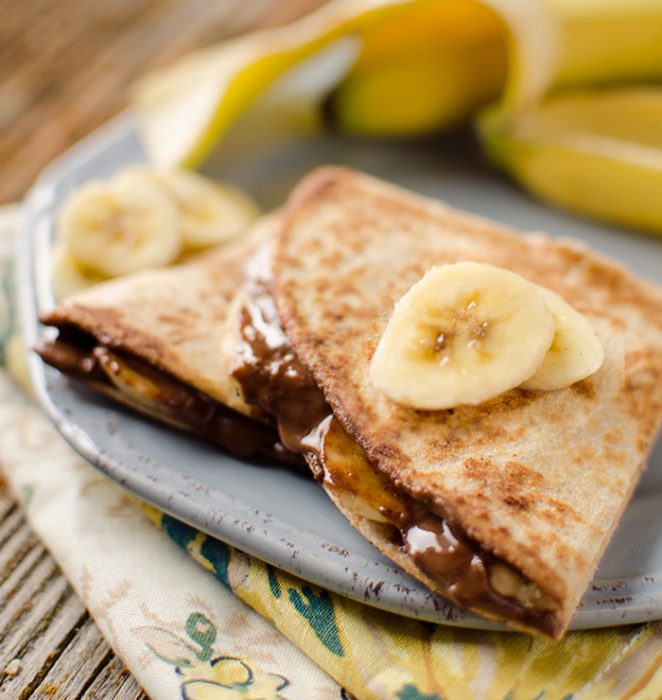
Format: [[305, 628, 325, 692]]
[[37, 325, 291, 462], [403, 509, 559, 635], [231, 245, 560, 636], [232, 242, 332, 453]]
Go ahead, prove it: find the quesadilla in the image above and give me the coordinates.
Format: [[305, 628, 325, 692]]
[[228, 166, 662, 637], [37, 216, 294, 462]]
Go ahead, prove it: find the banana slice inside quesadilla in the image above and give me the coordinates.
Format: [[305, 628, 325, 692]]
[[317, 418, 560, 625], [38, 215, 297, 463]]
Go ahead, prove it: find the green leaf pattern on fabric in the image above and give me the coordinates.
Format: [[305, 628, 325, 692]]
[[287, 585, 344, 657], [162, 523, 345, 659], [186, 612, 217, 662], [396, 685, 443, 700], [200, 536, 231, 588], [267, 565, 282, 599], [160, 517, 233, 589], [162, 514, 198, 550]]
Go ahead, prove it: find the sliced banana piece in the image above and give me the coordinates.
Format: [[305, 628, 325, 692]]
[[520, 287, 604, 391], [321, 417, 407, 525], [118, 167, 261, 250], [51, 245, 106, 300], [162, 169, 260, 249], [59, 177, 181, 277], [370, 262, 555, 410]]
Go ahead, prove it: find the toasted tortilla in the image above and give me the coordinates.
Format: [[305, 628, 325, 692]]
[[41, 216, 280, 418], [272, 166, 662, 635]]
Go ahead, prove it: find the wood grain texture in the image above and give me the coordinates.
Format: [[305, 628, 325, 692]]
[[0, 485, 148, 699], [0, 0, 325, 697], [0, 0, 328, 205]]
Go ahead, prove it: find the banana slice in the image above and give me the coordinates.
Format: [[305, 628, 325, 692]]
[[520, 287, 604, 391], [59, 177, 181, 277], [369, 262, 555, 410], [160, 169, 260, 249], [118, 167, 260, 250], [51, 245, 106, 300]]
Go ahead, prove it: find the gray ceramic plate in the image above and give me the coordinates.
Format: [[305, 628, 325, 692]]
[[20, 109, 662, 631]]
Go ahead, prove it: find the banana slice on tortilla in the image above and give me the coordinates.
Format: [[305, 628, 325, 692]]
[[59, 177, 181, 277], [520, 287, 604, 391], [369, 262, 555, 410]]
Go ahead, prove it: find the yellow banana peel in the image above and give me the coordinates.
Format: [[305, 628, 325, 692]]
[[479, 88, 662, 235], [132, 0, 555, 167], [131, 0, 662, 237], [323, 0, 508, 136], [131, 0, 388, 168], [549, 0, 662, 88]]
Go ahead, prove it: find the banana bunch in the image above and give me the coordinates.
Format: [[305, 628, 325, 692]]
[[53, 167, 260, 298], [131, 0, 555, 166], [370, 262, 603, 409], [327, 0, 662, 136]]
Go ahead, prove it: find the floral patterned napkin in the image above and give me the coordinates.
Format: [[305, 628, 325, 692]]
[[2, 206, 662, 700]]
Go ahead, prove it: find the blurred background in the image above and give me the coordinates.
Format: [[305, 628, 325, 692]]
[[0, 0, 327, 204], [6, 0, 662, 239]]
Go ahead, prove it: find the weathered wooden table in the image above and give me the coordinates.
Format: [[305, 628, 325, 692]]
[[0, 1, 324, 696]]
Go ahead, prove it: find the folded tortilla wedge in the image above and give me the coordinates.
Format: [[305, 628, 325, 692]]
[[37, 215, 292, 462], [229, 166, 662, 637]]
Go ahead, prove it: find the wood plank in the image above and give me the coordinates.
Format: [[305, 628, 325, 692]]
[[30, 615, 147, 700], [0, 0, 328, 204], [0, 487, 16, 523], [0, 521, 45, 596], [0, 488, 144, 698], [0, 566, 84, 667], [0, 502, 25, 550], [80, 657, 149, 700]]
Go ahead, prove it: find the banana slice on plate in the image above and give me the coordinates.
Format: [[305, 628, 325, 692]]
[[520, 287, 604, 391], [59, 176, 181, 277], [117, 167, 261, 250], [369, 262, 555, 410], [51, 245, 107, 300], [155, 169, 261, 250]]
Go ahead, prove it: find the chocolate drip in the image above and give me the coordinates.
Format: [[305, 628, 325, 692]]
[[37, 327, 288, 462], [232, 242, 331, 453], [402, 511, 559, 636]]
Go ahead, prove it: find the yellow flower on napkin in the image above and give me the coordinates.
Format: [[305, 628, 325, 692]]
[[139, 505, 662, 700]]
